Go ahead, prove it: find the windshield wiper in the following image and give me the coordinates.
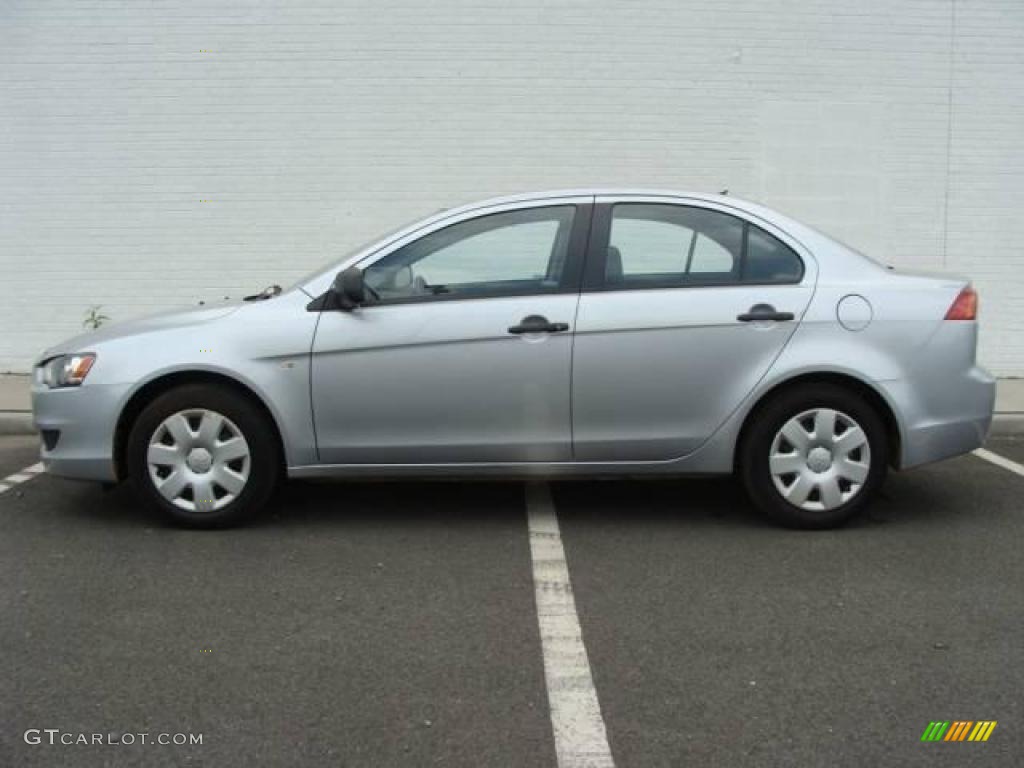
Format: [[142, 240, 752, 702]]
[[243, 284, 283, 301]]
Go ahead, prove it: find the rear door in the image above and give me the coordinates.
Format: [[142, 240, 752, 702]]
[[571, 197, 816, 461]]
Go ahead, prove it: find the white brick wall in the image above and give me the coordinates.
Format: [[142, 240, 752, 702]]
[[2, 1, 1022, 373]]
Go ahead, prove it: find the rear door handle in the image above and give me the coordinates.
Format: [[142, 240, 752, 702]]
[[737, 303, 794, 323], [508, 315, 569, 334]]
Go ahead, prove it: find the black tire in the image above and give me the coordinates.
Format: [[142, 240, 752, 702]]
[[739, 383, 888, 529], [126, 384, 281, 528]]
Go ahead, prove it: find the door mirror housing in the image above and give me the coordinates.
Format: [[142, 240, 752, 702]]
[[331, 267, 367, 311]]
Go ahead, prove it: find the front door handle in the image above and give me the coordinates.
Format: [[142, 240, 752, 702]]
[[508, 315, 570, 334], [737, 303, 795, 323]]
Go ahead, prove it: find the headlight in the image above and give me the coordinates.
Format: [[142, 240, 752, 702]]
[[39, 353, 96, 388]]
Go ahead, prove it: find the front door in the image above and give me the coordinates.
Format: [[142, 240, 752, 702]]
[[572, 199, 815, 461], [311, 200, 592, 464]]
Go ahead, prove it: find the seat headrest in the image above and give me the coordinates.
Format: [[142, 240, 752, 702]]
[[606, 245, 623, 282]]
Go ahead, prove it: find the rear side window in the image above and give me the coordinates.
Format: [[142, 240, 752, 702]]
[[744, 225, 803, 283], [604, 204, 803, 288]]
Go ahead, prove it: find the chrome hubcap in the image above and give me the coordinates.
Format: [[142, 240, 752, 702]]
[[186, 447, 213, 474], [769, 408, 871, 512], [806, 446, 833, 473], [147, 409, 251, 513]]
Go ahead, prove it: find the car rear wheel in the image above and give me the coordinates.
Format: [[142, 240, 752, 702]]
[[739, 383, 888, 529], [126, 384, 280, 528]]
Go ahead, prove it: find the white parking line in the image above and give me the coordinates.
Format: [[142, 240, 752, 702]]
[[0, 462, 45, 495], [526, 482, 615, 768], [974, 448, 1024, 477]]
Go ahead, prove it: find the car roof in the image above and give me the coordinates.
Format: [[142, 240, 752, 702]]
[[297, 188, 879, 297], [441, 188, 798, 231], [444, 188, 885, 276], [452, 187, 735, 208]]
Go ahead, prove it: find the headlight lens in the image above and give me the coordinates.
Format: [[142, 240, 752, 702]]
[[40, 353, 96, 388]]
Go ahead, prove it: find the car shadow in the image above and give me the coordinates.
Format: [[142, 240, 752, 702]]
[[549, 457, 997, 532], [549, 476, 769, 530], [39, 456, 991, 533], [53, 476, 529, 532], [262, 477, 528, 531]]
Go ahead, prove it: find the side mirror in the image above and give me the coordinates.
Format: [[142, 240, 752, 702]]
[[331, 267, 367, 311]]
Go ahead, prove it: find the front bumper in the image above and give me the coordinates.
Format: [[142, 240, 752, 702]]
[[31, 380, 131, 483]]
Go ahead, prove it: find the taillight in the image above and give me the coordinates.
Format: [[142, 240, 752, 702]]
[[945, 286, 978, 320]]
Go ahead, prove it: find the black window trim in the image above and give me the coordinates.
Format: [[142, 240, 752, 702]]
[[581, 201, 805, 293]]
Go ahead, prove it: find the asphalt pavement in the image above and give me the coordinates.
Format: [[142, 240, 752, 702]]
[[1, 436, 1022, 767]]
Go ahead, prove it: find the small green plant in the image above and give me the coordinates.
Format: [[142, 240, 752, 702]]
[[83, 305, 110, 330]]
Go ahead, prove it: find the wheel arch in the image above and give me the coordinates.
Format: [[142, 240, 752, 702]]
[[735, 371, 903, 471], [113, 370, 287, 481]]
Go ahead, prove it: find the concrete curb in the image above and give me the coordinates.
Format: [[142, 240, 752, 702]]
[[1, 411, 1023, 438], [993, 414, 1024, 436], [0, 412, 34, 436]]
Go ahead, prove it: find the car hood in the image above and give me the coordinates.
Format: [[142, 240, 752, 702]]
[[38, 298, 245, 361]]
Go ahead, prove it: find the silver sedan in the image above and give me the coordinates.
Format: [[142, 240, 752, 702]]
[[31, 190, 996, 528]]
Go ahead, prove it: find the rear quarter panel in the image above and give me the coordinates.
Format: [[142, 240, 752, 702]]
[[777, 267, 969, 384], [678, 257, 983, 473]]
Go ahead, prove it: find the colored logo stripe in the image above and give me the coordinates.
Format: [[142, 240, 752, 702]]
[[921, 721, 996, 742], [945, 721, 971, 741], [970, 722, 997, 741]]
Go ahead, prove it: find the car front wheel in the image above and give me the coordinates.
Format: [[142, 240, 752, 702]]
[[126, 384, 280, 528], [739, 383, 888, 529]]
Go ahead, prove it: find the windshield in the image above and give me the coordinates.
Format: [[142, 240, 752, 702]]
[[286, 212, 446, 292]]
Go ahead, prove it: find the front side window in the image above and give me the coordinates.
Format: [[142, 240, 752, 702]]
[[604, 204, 802, 288], [364, 206, 576, 302]]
